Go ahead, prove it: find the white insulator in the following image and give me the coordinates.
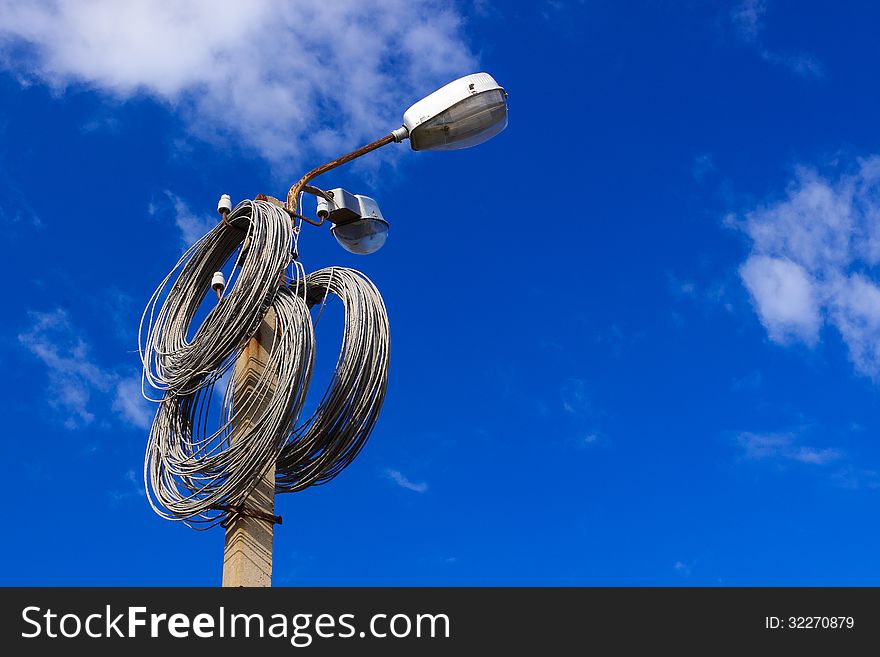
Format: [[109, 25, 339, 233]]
[[211, 271, 226, 292], [217, 194, 232, 214]]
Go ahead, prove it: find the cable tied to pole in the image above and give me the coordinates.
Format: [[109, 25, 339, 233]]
[[138, 199, 293, 397], [145, 287, 315, 529], [139, 198, 390, 529], [276, 267, 390, 493]]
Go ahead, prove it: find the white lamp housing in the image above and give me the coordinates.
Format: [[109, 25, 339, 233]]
[[319, 188, 390, 255], [401, 72, 508, 151]]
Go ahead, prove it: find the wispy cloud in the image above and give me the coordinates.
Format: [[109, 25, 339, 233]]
[[103, 287, 138, 345], [108, 469, 146, 505], [80, 113, 120, 135], [385, 468, 428, 493], [558, 378, 607, 448], [18, 309, 113, 428], [830, 465, 880, 491], [730, 0, 824, 80], [674, 561, 692, 577], [730, 0, 764, 41], [0, 0, 476, 167], [736, 431, 841, 465], [734, 428, 880, 493], [667, 272, 734, 318], [18, 307, 152, 430], [582, 432, 600, 446], [729, 370, 763, 392], [667, 272, 698, 299], [149, 191, 215, 248], [112, 376, 153, 430], [732, 156, 880, 378], [739, 255, 821, 345], [561, 378, 591, 416]]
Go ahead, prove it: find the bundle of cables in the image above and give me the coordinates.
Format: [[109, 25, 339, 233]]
[[139, 199, 390, 528], [140, 199, 292, 396], [277, 267, 390, 493]]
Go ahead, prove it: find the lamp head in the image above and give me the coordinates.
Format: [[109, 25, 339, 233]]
[[400, 72, 508, 151], [319, 188, 390, 255], [331, 216, 389, 255]]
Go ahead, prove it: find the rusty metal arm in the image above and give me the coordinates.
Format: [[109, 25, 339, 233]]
[[284, 133, 396, 214], [301, 185, 335, 202], [286, 186, 338, 226]]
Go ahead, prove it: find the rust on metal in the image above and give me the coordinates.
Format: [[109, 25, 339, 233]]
[[286, 209, 323, 227], [284, 132, 396, 213], [301, 185, 334, 202]]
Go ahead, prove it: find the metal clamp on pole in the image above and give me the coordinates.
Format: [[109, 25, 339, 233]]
[[210, 504, 283, 528]]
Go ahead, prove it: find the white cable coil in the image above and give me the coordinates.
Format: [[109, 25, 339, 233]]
[[139, 198, 390, 528], [277, 267, 390, 493], [139, 199, 292, 397], [145, 287, 315, 528]]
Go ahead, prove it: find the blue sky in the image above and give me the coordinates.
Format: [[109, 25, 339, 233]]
[[2, 0, 880, 585]]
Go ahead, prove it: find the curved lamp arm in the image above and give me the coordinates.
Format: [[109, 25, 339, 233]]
[[284, 131, 405, 214]]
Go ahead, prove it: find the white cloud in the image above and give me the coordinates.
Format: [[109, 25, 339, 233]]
[[830, 465, 880, 490], [0, 0, 476, 165], [558, 378, 608, 447], [730, 0, 824, 80], [18, 309, 112, 428], [104, 287, 137, 344], [736, 431, 841, 465], [667, 272, 698, 298], [827, 274, 880, 377], [673, 561, 692, 577], [108, 468, 147, 504], [19, 307, 153, 429], [731, 0, 764, 42], [385, 468, 428, 493], [793, 446, 842, 466], [112, 376, 153, 430], [561, 378, 590, 416], [150, 191, 215, 247], [761, 50, 824, 80], [740, 256, 820, 344], [737, 431, 791, 460], [735, 157, 880, 377]]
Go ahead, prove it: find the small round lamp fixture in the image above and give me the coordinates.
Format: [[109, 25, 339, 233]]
[[331, 218, 389, 255], [330, 194, 390, 255]]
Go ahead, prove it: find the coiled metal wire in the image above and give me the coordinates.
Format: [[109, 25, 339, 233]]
[[139, 199, 292, 397], [277, 267, 390, 492], [145, 287, 315, 528], [139, 199, 389, 529]]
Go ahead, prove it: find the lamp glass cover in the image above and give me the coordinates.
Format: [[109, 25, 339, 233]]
[[331, 218, 390, 254], [409, 89, 508, 151]]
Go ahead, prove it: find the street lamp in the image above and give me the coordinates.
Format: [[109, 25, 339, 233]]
[[397, 72, 508, 151], [191, 72, 508, 587], [282, 72, 508, 253]]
